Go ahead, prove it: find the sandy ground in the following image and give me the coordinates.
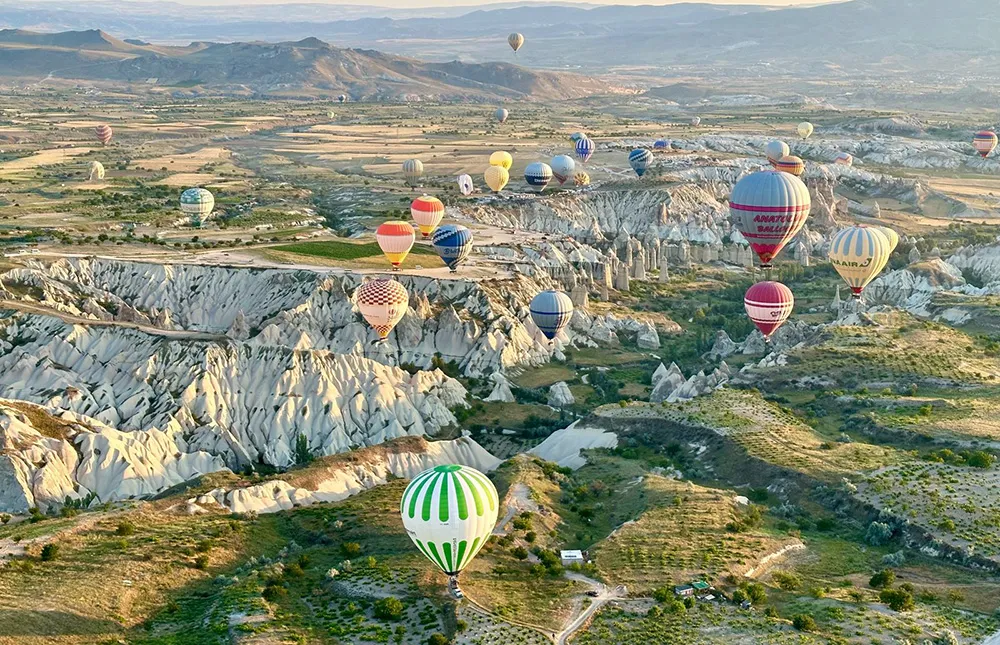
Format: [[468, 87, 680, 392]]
[[134, 147, 230, 172], [0, 146, 94, 173]]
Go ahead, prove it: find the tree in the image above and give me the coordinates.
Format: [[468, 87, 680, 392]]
[[427, 634, 449, 645], [652, 586, 672, 603], [792, 614, 818, 632], [771, 571, 801, 591], [865, 521, 894, 546], [880, 588, 915, 612], [116, 520, 136, 536], [40, 544, 60, 561], [341, 542, 362, 557], [744, 582, 767, 605], [512, 546, 529, 560], [869, 569, 896, 590], [374, 597, 404, 621]]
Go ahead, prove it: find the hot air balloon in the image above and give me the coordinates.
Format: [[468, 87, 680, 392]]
[[653, 139, 669, 151], [973, 131, 998, 158], [432, 225, 474, 272], [530, 290, 574, 341], [834, 152, 854, 166], [628, 148, 653, 177], [550, 155, 575, 184], [766, 140, 790, 166], [524, 162, 552, 190], [411, 195, 445, 238], [485, 166, 509, 193], [327, 111, 336, 119], [400, 464, 499, 580], [88, 161, 105, 181], [495, 108, 509, 124], [570, 132, 585, 142], [376, 221, 416, 270], [575, 137, 595, 163], [338, 94, 348, 103], [797, 122, 814, 140], [356, 277, 409, 340], [489, 151, 513, 170], [403, 159, 424, 185], [730, 170, 811, 268], [457, 174, 474, 196], [774, 155, 805, 177], [573, 171, 590, 187], [828, 225, 891, 299], [744, 281, 794, 340], [180, 187, 214, 226], [690, 117, 701, 127], [508, 33, 524, 54], [95, 124, 113, 145], [875, 225, 899, 254]]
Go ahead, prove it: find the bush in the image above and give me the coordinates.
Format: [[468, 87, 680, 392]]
[[743, 582, 767, 605], [652, 586, 672, 603], [262, 583, 287, 602], [374, 597, 405, 621], [512, 546, 529, 560], [880, 588, 914, 612], [771, 571, 801, 591], [40, 544, 60, 561], [427, 634, 449, 645], [792, 614, 818, 632], [116, 521, 136, 536], [194, 555, 210, 570], [341, 542, 362, 557], [864, 521, 894, 546], [869, 569, 896, 590], [881, 551, 905, 567]]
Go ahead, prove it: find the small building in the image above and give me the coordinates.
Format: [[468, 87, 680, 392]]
[[674, 584, 695, 597], [692, 581, 711, 594], [560, 550, 585, 567]]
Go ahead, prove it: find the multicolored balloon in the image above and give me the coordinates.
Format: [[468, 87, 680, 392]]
[[180, 187, 214, 223], [95, 124, 113, 145], [411, 195, 445, 238], [774, 155, 805, 176], [508, 33, 524, 53], [376, 221, 416, 270], [797, 122, 814, 140], [356, 277, 409, 340], [431, 224, 474, 272], [457, 174, 474, 196], [744, 281, 794, 340], [573, 171, 590, 187], [485, 166, 509, 193], [529, 290, 574, 341], [628, 148, 653, 177], [766, 140, 790, 166], [550, 155, 575, 184], [489, 151, 513, 170], [495, 108, 509, 124], [828, 225, 891, 299], [400, 464, 499, 577], [834, 152, 854, 166], [973, 131, 998, 158], [730, 170, 811, 267], [524, 162, 553, 190], [575, 137, 595, 163], [403, 159, 424, 184]]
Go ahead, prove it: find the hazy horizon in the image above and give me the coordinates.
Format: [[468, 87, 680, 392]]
[[113, 0, 844, 7]]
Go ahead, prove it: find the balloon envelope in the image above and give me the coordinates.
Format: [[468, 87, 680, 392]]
[[495, 108, 509, 124], [875, 225, 899, 254], [654, 139, 669, 150], [88, 161, 105, 181], [489, 151, 513, 170], [745, 281, 794, 339], [530, 290, 574, 340], [774, 155, 805, 176], [400, 464, 499, 576], [524, 162, 553, 190], [834, 152, 853, 166], [828, 225, 891, 297], [730, 170, 811, 266], [180, 187, 214, 218], [973, 131, 998, 158], [457, 174, 474, 196], [690, 117, 701, 127], [628, 148, 653, 177], [485, 166, 509, 193], [95, 124, 113, 145], [575, 137, 595, 163], [508, 33, 524, 52], [797, 122, 814, 140], [356, 277, 409, 339], [766, 140, 790, 165], [402, 159, 424, 183], [411, 195, 445, 238], [376, 221, 416, 268], [550, 155, 575, 184], [432, 225, 474, 272], [570, 132, 585, 142], [573, 171, 590, 187]]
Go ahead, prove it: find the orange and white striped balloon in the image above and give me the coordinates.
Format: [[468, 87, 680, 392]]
[[355, 278, 409, 340], [774, 155, 805, 176], [95, 124, 113, 145], [376, 221, 416, 270], [410, 195, 445, 238]]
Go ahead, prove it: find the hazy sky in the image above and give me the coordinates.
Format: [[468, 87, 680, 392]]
[[151, 0, 842, 6]]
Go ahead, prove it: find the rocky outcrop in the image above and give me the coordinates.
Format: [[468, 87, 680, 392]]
[[650, 361, 730, 404], [547, 382, 575, 408]]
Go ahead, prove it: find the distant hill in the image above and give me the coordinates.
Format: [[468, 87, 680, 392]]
[[0, 30, 608, 100]]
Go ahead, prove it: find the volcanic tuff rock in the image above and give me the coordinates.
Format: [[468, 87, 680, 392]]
[[547, 382, 575, 408], [0, 313, 466, 472]]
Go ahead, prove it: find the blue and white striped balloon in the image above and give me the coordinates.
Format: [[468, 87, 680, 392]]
[[431, 225, 474, 272], [575, 137, 595, 163], [524, 162, 553, 190], [628, 148, 653, 177], [529, 290, 574, 341]]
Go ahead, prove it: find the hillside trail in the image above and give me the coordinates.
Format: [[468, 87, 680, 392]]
[[555, 573, 627, 645], [493, 482, 538, 535]]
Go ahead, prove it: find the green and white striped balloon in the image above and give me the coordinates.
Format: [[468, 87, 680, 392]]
[[400, 464, 499, 576]]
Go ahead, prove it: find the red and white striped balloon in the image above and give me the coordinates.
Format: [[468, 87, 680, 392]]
[[95, 124, 113, 145], [744, 281, 794, 339], [376, 221, 416, 269], [410, 195, 445, 238]]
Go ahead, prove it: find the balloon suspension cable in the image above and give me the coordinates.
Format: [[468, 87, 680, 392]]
[[760, 263, 774, 282]]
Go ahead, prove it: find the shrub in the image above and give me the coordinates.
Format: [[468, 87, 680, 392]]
[[882, 551, 905, 567], [374, 597, 404, 621], [869, 569, 896, 589], [40, 544, 60, 561], [792, 614, 818, 632], [512, 546, 529, 560], [880, 587, 914, 612], [262, 583, 287, 602], [864, 521, 894, 546], [427, 634, 449, 645], [341, 542, 362, 557], [116, 521, 136, 536], [771, 571, 801, 591], [194, 555, 210, 570]]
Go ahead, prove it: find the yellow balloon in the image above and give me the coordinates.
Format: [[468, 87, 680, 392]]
[[828, 225, 890, 299], [875, 225, 899, 255], [489, 151, 513, 170], [797, 122, 814, 140], [485, 165, 509, 193]]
